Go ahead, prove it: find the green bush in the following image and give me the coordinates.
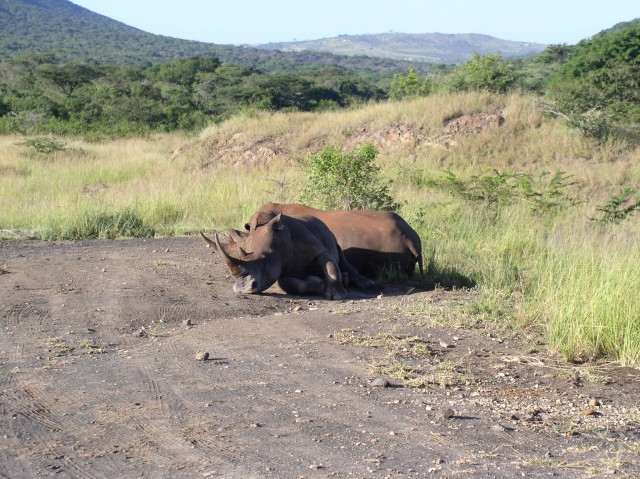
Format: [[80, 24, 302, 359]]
[[21, 137, 66, 154], [299, 142, 400, 211], [447, 53, 518, 93], [593, 188, 640, 223], [389, 67, 431, 100]]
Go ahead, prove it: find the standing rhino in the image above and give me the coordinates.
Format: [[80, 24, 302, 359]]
[[202, 211, 360, 300], [248, 203, 423, 278]]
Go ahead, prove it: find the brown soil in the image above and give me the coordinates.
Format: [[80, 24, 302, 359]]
[[1, 237, 639, 478]]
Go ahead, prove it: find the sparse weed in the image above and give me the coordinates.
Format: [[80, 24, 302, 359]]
[[46, 337, 74, 357], [145, 321, 167, 338], [371, 362, 417, 380], [80, 342, 108, 354]]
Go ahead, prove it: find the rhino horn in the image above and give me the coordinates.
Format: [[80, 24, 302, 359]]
[[213, 232, 247, 276], [200, 231, 219, 251]]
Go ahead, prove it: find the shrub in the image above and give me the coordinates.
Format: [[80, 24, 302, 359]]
[[21, 137, 66, 154], [299, 142, 399, 211], [440, 169, 579, 216], [447, 53, 518, 93], [593, 188, 640, 223], [389, 67, 431, 100], [545, 25, 640, 142]]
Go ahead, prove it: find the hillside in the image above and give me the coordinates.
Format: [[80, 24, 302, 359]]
[[258, 32, 547, 64], [0, 0, 436, 78], [1, 0, 540, 72]]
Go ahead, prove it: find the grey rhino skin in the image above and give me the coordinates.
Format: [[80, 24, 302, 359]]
[[202, 211, 353, 300], [248, 203, 423, 278]]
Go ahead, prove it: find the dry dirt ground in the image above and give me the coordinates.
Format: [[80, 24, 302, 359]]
[[1, 237, 639, 478]]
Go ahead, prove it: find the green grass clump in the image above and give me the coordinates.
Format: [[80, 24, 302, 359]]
[[48, 207, 155, 240]]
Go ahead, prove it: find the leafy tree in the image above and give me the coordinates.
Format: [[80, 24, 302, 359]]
[[300, 142, 399, 211], [147, 56, 220, 86], [389, 67, 431, 100], [537, 44, 574, 64], [0, 54, 389, 135], [36, 63, 102, 95], [447, 53, 517, 93]]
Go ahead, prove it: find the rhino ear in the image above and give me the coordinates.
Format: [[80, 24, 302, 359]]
[[227, 229, 252, 257], [269, 213, 284, 230], [229, 229, 248, 243]]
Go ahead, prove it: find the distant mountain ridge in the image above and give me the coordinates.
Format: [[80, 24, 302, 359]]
[[257, 32, 547, 64], [1, 0, 544, 68]]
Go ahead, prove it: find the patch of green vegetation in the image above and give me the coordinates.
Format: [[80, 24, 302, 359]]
[[46, 207, 155, 240], [439, 169, 579, 216], [46, 337, 74, 357], [371, 362, 417, 380], [593, 188, 640, 224], [80, 342, 109, 355], [21, 137, 66, 154]]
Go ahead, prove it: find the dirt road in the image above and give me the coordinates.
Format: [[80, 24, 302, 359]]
[[1, 237, 639, 478]]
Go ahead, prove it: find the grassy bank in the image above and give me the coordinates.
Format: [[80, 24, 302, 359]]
[[1, 92, 639, 365]]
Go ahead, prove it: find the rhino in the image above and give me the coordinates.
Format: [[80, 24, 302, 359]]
[[247, 203, 423, 278], [202, 211, 367, 300]]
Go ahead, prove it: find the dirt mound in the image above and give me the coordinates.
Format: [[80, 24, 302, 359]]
[[436, 111, 505, 147], [343, 123, 430, 151], [200, 135, 291, 168], [175, 111, 506, 169]]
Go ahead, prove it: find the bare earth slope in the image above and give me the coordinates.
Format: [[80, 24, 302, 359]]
[[1, 237, 639, 478]]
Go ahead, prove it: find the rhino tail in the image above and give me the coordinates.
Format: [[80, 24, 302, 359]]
[[408, 241, 423, 276]]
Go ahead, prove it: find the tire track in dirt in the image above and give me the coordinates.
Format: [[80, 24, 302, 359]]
[[5, 300, 50, 333], [0, 380, 108, 479], [113, 355, 235, 472]]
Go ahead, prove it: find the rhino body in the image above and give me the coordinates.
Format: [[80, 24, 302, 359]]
[[250, 203, 423, 278], [202, 212, 352, 300]]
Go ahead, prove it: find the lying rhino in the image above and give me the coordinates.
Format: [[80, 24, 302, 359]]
[[202, 211, 367, 300], [248, 203, 423, 278]]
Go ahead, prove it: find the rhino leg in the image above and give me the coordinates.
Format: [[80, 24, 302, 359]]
[[278, 276, 325, 296], [316, 253, 347, 300], [337, 246, 375, 289]]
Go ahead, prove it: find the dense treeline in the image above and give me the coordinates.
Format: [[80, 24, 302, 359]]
[[0, 21, 638, 142], [0, 55, 384, 135], [544, 24, 640, 142]]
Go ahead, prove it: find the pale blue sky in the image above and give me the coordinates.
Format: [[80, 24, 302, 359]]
[[70, 1, 638, 46]]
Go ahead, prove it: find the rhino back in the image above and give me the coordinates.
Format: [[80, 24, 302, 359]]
[[277, 214, 341, 275]]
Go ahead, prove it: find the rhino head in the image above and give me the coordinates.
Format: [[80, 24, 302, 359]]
[[203, 213, 290, 294]]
